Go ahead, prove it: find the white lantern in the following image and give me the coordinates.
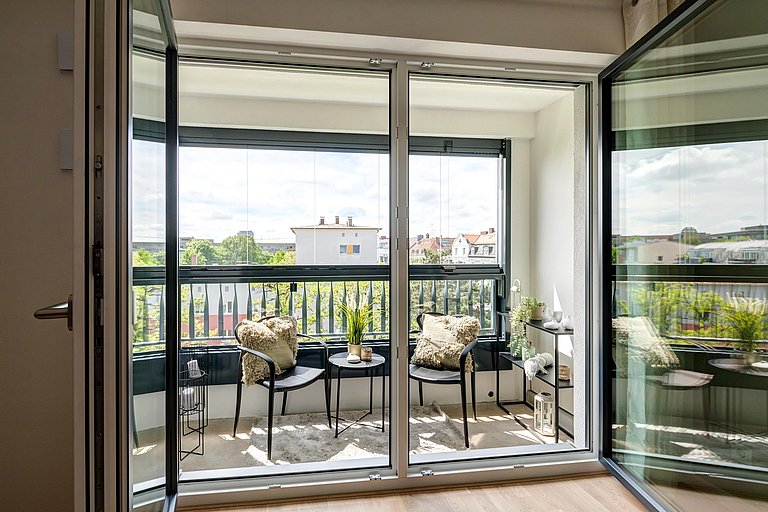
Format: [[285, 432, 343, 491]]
[[533, 391, 555, 436]]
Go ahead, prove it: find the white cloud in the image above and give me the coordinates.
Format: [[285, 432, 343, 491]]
[[133, 144, 500, 243], [613, 140, 768, 236]]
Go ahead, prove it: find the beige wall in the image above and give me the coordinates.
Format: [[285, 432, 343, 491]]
[[0, 1, 76, 510]]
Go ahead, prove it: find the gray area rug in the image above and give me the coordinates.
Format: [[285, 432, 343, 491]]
[[243, 404, 464, 466]]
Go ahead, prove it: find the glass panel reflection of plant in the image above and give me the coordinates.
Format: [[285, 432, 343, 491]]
[[723, 297, 767, 353]]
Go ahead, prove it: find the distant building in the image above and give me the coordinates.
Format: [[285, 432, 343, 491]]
[[291, 216, 380, 264], [377, 236, 389, 264], [711, 224, 768, 241], [255, 241, 295, 253], [451, 234, 480, 263], [409, 235, 454, 262], [688, 241, 768, 264], [617, 240, 691, 264], [468, 229, 497, 263]]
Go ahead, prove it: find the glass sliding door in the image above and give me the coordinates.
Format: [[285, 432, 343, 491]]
[[167, 62, 391, 476], [130, 0, 168, 503], [602, 0, 768, 509], [407, 74, 589, 463]]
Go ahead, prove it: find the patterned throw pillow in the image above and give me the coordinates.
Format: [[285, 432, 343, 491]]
[[238, 316, 298, 385], [411, 314, 480, 372]]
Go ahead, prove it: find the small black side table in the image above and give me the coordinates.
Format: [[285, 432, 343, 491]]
[[329, 352, 386, 438]]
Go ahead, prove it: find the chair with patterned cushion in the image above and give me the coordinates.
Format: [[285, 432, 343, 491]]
[[409, 312, 479, 448], [232, 317, 331, 460]]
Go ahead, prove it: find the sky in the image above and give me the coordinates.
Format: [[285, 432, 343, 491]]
[[132, 141, 500, 244], [133, 139, 768, 244], [612, 140, 768, 236]]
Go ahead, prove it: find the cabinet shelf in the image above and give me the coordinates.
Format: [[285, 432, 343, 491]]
[[500, 353, 574, 389]]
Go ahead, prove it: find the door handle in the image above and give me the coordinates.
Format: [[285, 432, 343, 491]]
[[34, 294, 73, 331]]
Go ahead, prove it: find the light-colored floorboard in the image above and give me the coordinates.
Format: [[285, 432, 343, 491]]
[[183, 474, 647, 512]]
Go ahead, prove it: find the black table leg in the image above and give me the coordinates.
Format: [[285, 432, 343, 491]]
[[369, 368, 374, 414], [335, 366, 342, 438]]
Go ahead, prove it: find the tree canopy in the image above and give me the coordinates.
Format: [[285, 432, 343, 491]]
[[181, 239, 218, 265], [217, 234, 271, 265]]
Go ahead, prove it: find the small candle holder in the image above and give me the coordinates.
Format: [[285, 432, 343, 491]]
[[360, 346, 373, 361]]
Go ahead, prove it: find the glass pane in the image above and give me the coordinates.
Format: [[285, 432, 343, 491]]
[[409, 155, 499, 265], [131, 1, 167, 496], [174, 63, 391, 475], [408, 75, 588, 463], [609, 0, 768, 508]]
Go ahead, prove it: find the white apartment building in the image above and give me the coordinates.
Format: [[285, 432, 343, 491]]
[[291, 216, 380, 264], [451, 234, 480, 263]]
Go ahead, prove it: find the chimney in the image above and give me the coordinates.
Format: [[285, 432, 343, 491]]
[[335, 215, 340, 224], [319, 216, 325, 225], [480, 230, 488, 235], [347, 216, 353, 226], [489, 227, 495, 233]]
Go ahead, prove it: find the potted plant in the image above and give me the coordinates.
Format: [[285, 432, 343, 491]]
[[338, 299, 375, 357], [508, 296, 546, 357], [723, 297, 766, 364]]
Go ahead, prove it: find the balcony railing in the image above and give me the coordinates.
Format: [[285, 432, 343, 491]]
[[132, 265, 502, 351]]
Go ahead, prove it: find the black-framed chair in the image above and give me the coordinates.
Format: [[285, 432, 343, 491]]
[[409, 312, 478, 448], [232, 321, 331, 460]]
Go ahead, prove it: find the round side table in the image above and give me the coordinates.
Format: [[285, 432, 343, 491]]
[[328, 352, 386, 438]]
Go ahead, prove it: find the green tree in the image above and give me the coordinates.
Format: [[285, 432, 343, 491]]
[[686, 290, 725, 335], [267, 249, 296, 265], [217, 234, 270, 265], [133, 249, 160, 267], [181, 239, 219, 265], [421, 248, 450, 264]]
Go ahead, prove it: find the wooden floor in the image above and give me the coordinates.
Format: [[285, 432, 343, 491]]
[[187, 474, 648, 512]]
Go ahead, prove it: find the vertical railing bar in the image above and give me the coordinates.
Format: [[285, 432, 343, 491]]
[[203, 284, 209, 338], [316, 282, 322, 334], [159, 285, 165, 343], [443, 280, 449, 314], [142, 286, 149, 341], [246, 284, 253, 320], [468, 279, 474, 319], [431, 280, 437, 313], [480, 279, 486, 329], [455, 279, 461, 315], [419, 280, 424, 311], [232, 283, 239, 334], [356, 281, 361, 308], [275, 283, 281, 316], [301, 283, 308, 334], [367, 281, 374, 333], [217, 283, 224, 337], [189, 284, 195, 340], [329, 282, 335, 334], [380, 281, 386, 333], [288, 283, 294, 317], [341, 283, 348, 332]]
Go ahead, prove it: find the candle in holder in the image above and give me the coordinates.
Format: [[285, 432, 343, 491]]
[[558, 364, 571, 381], [181, 386, 196, 411]]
